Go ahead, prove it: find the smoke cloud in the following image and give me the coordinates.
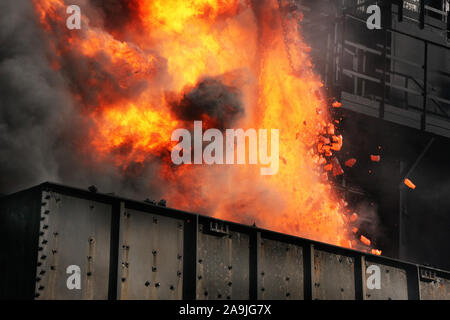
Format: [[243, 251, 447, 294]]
[[169, 77, 244, 130], [0, 0, 167, 200], [0, 0, 74, 193]]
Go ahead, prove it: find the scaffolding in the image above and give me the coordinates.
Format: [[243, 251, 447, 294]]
[[299, 0, 450, 138]]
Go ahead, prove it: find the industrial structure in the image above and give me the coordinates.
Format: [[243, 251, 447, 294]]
[[297, 0, 450, 269]]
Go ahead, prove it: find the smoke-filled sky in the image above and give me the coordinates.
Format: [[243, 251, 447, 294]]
[[0, 0, 161, 197], [0, 0, 74, 193]]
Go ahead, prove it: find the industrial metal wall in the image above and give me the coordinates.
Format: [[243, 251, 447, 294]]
[[0, 182, 449, 300]]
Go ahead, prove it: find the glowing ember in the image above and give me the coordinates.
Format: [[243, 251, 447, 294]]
[[370, 155, 381, 162], [32, 0, 381, 251], [360, 235, 371, 246], [332, 101, 342, 108], [371, 249, 382, 256], [345, 158, 357, 168], [404, 178, 416, 190]]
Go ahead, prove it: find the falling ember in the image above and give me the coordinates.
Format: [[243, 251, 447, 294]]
[[370, 155, 381, 162], [331, 157, 344, 177], [360, 235, 371, 246], [332, 101, 342, 108], [31, 0, 382, 250], [404, 178, 416, 190], [345, 158, 357, 168], [371, 249, 382, 256]]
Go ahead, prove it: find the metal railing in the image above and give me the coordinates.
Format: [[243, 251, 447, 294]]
[[338, 12, 450, 125]]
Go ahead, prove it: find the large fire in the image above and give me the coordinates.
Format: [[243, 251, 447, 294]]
[[33, 0, 379, 252]]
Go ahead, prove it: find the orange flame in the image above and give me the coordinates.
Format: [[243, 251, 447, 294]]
[[32, 0, 382, 249]]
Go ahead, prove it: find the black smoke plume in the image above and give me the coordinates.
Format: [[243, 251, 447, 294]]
[[169, 77, 244, 130]]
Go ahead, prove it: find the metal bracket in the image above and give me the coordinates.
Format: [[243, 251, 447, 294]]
[[420, 267, 437, 282], [204, 221, 230, 237]]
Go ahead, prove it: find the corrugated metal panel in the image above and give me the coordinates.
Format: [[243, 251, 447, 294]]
[[258, 238, 304, 300], [312, 248, 356, 300], [35, 191, 112, 300], [117, 205, 184, 300], [197, 223, 250, 300], [364, 261, 408, 300]]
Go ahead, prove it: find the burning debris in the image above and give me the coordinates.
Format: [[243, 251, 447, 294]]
[[332, 101, 342, 108], [360, 235, 371, 246], [345, 158, 357, 168], [370, 155, 381, 162], [404, 178, 416, 190]]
